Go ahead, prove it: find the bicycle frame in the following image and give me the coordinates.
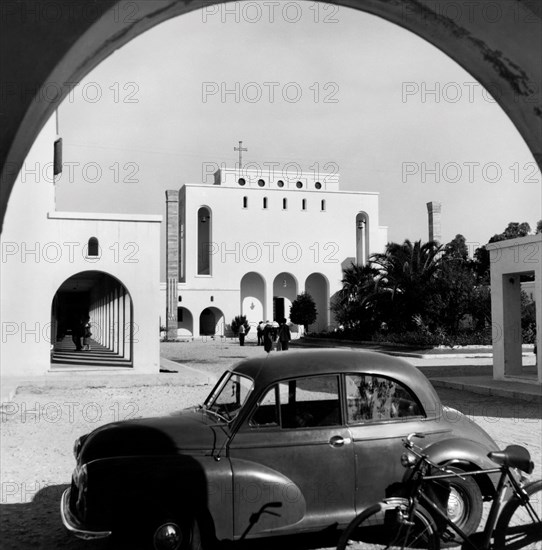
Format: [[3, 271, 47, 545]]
[[403, 435, 537, 550]]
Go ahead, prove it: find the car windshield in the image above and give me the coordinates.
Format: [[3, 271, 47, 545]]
[[202, 371, 254, 423]]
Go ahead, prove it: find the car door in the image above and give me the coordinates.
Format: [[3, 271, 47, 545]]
[[228, 374, 356, 539], [344, 373, 447, 511]]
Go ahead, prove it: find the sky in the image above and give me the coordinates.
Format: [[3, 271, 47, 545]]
[[55, 1, 541, 276]]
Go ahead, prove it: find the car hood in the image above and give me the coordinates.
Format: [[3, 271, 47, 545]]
[[79, 410, 229, 464]]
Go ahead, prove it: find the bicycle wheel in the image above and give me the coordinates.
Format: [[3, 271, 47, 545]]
[[494, 479, 542, 550], [337, 498, 439, 550]]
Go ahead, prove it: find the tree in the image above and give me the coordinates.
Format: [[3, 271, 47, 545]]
[[290, 292, 317, 333], [370, 239, 443, 331], [231, 315, 250, 335], [444, 234, 469, 261], [536, 219, 542, 234], [332, 263, 381, 333], [474, 221, 534, 281]]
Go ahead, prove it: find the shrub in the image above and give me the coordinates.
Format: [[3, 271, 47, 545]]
[[230, 315, 250, 335]]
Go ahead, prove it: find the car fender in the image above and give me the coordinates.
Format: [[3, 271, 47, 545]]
[[84, 454, 234, 539], [230, 457, 306, 538], [420, 437, 500, 497]]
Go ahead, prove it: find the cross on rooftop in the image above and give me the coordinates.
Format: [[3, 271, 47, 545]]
[[234, 140, 247, 168]]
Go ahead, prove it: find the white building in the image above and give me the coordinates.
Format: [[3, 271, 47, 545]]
[[163, 166, 388, 339], [0, 116, 162, 377]]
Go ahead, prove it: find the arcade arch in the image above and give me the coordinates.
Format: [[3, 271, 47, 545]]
[[241, 272, 266, 327], [51, 270, 133, 367]]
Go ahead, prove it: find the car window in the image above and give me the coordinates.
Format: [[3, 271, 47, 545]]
[[345, 374, 423, 423], [204, 372, 254, 422], [251, 375, 341, 429], [250, 386, 279, 427]]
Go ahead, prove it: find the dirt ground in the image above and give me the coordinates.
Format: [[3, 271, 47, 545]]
[[1, 341, 540, 549]]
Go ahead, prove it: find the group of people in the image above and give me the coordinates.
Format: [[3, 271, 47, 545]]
[[257, 319, 291, 352], [72, 316, 92, 351], [237, 319, 292, 351]]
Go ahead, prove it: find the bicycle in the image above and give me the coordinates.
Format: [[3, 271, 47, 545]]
[[336, 432, 541, 550]]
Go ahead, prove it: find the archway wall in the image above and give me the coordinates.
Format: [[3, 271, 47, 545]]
[[0, 117, 162, 376], [1, 0, 541, 233]]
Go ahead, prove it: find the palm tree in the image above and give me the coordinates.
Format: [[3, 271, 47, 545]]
[[333, 263, 380, 332], [371, 239, 443, 330]]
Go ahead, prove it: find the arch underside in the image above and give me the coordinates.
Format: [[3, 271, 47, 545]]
[[0, 0, 541, 232]]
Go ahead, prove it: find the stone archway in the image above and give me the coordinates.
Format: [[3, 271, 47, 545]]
[[199, 306, 225, 336], [488, 234, 541, 383], [177, 306, 194, 337], [51, 270, 133, 367], [305, 273, 330, 333], [241, 272, 266, 328], [273, 273, 298, 323], [1, 1, 540, 233]]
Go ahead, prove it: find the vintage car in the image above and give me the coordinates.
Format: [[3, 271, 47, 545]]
[[61, 349, 500, 550]]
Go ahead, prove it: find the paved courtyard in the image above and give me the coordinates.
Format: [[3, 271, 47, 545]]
[[0, 340, 540, 549]]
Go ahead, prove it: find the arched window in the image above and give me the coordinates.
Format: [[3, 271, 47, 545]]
[[302, 199, 306, 210], [88, 237, 99, 256], [321, 200, 326, 211], [198, 207, 212, 275], [263, 197, 268, 209], [283, 198, 287, 210], [243, 196, 247, 208]]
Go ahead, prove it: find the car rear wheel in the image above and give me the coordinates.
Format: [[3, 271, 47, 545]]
[[442, 466, 483, 539]]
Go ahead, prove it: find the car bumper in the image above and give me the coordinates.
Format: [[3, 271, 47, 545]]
[[60, 488, 112, 540]]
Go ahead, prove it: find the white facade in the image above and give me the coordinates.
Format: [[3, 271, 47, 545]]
[[163, 167, 388, 338], [1, 117, 162, 377]]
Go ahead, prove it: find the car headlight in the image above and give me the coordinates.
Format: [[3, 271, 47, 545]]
[[401, 451, 417, 468], [73, 437, 82, 459], [73, 435, 87, 459], [74, 464, 88, 487], [74, 464, 88, 516]]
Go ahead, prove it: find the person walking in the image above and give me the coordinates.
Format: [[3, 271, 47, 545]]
[[278, 319, 291, 351], [238, 323, 246, 346], [72, 317, 83, 351], [263, 322, 274, 353], [257, 321, 264, 346], [82, 317, 92, 351]]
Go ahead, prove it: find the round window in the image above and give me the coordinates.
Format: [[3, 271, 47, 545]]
[[238, 178, 246, 186], [296, 181, 303, 189], [258, 179, 265, 187], [277, 180, 285, 188]]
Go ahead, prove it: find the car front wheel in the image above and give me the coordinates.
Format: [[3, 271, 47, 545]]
[[151, 516, 202, 550]]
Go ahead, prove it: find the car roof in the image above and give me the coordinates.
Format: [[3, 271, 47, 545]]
[[231, 349, 440, 410]]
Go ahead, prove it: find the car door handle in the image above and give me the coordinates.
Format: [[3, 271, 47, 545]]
[[329, 435, 351, 447]]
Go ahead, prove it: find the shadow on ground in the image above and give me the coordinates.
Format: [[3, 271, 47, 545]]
[[0, 484, 108, 550], [0, 484, 342, 550]]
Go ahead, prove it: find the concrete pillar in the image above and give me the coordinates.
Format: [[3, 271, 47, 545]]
[[493, 274, 523, 379], [503, 275, 523, 376], [426, 201, 442, 243], [166, 190, 179, 340]]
